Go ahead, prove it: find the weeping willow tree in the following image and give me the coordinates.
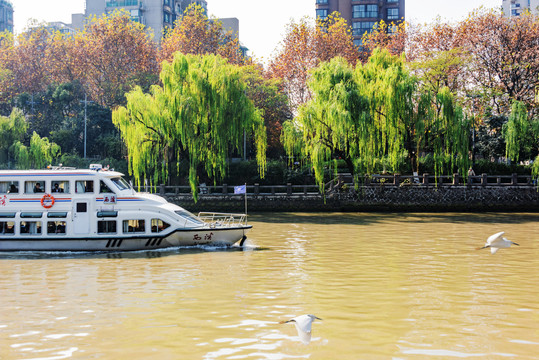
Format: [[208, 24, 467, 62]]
[[0, 108, 27, 166], [504, 100, 539, 183], [504, 101, 530, 162], [427, 88, 471, 180], [113, 53, 267, 201], [282, 57, 368, 192], [354, 48, 425, 174], [282, 48, 471, 191], [11, 132, 61, 169]]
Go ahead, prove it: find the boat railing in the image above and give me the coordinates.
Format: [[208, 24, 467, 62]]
[[197, 212, 248, 227]]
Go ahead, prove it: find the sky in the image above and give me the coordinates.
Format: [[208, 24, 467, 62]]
[[12, 0, 499, 61]]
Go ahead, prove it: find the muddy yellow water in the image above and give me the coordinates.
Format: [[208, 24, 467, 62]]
[[1, 212, 538, 359]]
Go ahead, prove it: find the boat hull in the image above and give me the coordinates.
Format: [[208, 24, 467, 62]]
[[0, 226, 251, 252]]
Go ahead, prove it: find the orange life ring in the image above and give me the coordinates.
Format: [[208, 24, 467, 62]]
[[41, 193, 55, 209]]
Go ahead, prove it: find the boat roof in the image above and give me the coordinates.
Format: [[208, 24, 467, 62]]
[[0, 168, 125, 178]]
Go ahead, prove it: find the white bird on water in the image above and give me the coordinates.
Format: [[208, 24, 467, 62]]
[[280, 314, 322, 344], [478, 231, 519, 254]]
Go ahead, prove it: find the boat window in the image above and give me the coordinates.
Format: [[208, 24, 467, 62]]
[[75, 180, 94, 193], [0, 212, 16, 218], [47, 221, 66, 234], [123, 219, 145, 233], [98, 220, 117, 234], [48, 212, 68, 218], [20, 221, 41, 235], [25, 181, 45, 194], [151, 219, 170, 233], [51, 181, 69, 193], [111, 177, 132, 191], [76, 203, 87, 213], [0, 221, 15, 235], [100, 181, 114, 193], [175, 209, 204, 225], [21, 212, 43, 218], [0, 181, 19, 194], [97, 211, 118, 218]]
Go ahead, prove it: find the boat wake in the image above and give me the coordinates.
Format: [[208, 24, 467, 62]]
[[0, 242, 266, 259]]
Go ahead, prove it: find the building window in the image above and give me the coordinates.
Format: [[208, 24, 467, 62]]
[[387, 8, 399, 20], [316, 9, 328, 20], [164, 12, 171, 23], [316, 0, 328, 3], [387, 0, 398, 2], [106, 0, 139, 7], [353, 5, 378, 18], [353, 22, 376, 36]]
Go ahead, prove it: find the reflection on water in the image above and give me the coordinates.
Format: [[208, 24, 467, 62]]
[[0, 212, 538, 359]]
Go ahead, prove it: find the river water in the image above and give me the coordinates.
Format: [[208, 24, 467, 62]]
[[0, 212, 538, 360]]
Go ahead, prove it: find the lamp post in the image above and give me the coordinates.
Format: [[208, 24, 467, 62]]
[[80, 94, 93, 159]]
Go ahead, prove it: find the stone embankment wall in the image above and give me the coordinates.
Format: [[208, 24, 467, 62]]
[[164, 185, 539, 213]]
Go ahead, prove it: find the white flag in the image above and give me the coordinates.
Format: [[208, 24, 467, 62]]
[[234, 185, 246, 194]]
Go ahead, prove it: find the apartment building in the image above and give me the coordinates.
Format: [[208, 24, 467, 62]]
[[315, 0, 405, 46], [502, 0, 539, 17], [0, 0, 13, 33], [85, 0, 208, 41]]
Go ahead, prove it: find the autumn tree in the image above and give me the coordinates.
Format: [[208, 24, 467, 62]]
[[113, 53, 267, 200], [78, 10, 159, 108], [361, 20, 407, 59], [268, 13, 359, 112], [458, 9, 539, 115], [159, 4, 243, 65], [407, 20, 468, 99], [0, 31, 15, 111], [316, 13, 360, 65], [0, 27, 53, 96], [241, 65, 292, 158]]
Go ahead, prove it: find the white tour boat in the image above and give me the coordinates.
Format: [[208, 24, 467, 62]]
[[0, 165, 250, 251]]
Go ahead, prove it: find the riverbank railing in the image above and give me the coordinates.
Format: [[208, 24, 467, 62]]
[[140, 173, 537, 197]]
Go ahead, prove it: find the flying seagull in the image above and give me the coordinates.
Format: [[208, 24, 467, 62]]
[[280, 314, 321, 344], [477, 231, 519, 254]]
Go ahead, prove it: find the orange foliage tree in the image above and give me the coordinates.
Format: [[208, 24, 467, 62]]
[[268, 13, 359, 112], [406, 20, 469, 109], [77, 10, 159, 108], [242, 65, 292, 158], [457, 9, 539, 114], [361, 20, 407, 60], [159, 4, 243, 65], [0, 27, 54, 96]]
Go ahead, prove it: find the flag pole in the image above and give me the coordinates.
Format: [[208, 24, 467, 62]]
[[244, 183, 247, 215]]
